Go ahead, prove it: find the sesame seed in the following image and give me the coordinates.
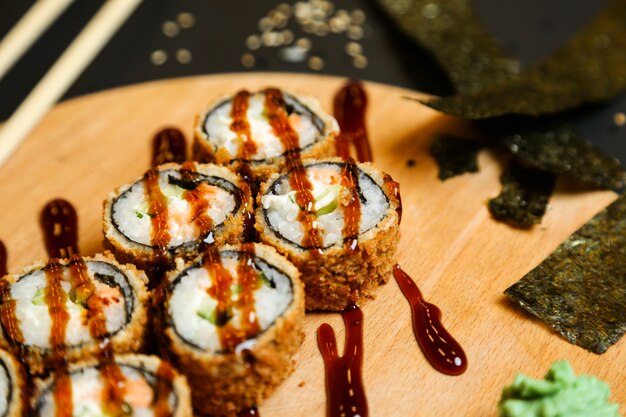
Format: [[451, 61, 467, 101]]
[[161, 20, 180, 38], [282, 29, 294, 44], [351, 9, 366, 24], [150, 50, 168, 66], [347, 25, 364, 40], [352, 54, 368, 69], [345, 41, 362, 56], [296, 37, 312, 51], [176, 12, 195, 29], [176, 48, 192, 64], [259, 16, 274, 32], [614, 112, 626, 127], [241, 53, 256, 68], [308, 55, 324, 71], [246, 35, 262, 50]]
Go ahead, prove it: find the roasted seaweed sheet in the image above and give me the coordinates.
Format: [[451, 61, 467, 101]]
[[488, 162, 556, 228], [483, 119, 625, 190], [505, 193, 626, 353], [424, 0, 626, 118], [429, 135, 484, 180]]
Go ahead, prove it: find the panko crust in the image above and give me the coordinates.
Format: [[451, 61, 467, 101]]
[[0, 253, 150, 375], [158, 244, 305, 417], [0, 348, 29, 417], [102, 162, 252, 277], [192, 90, 339, 183], [255, 158, 401, 311]]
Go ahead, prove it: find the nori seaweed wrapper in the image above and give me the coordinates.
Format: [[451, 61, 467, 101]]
[[422, 0, 626, 118], [429, 134, 484, 180], [483, 118, 625, 190], [505, 193, 626, 353], [376, 0, 519, 94], [488, 162, 556, 228]]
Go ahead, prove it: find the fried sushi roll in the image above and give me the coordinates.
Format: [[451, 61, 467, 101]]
[[193, 88, 338, 182], [103, 162, 253, 275], [159, 243, 304, 416], [0, 253, 149, 375], [32, 354, 192, 417], [256, 158, 401, 311], [0, 349, 27, 417]]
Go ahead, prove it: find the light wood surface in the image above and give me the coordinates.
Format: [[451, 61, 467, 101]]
[[0, 73, 622, 416]]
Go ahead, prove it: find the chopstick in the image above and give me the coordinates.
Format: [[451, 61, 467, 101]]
[[0, 0, 75, 82], [0, 0, 143, 169]]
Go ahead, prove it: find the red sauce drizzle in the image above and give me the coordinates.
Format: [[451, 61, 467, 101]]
[[68, 256, 127, 414], [152, 127, 187, 167], [181, 161, 215, 241], [44, 260, 73, 417], [339, 159, 361, 252], [265, 88, 323, 255], [154, 360, 176, 417], [333, 80, 372, 163], [317, 305, 367, 417], [236, 243, 261, 338], [230, 91, 257, 242], [392, 265, 467, 376], [40, 199, 79, 259], [144, 168, 171, 268], [0, 240, 7, 277]]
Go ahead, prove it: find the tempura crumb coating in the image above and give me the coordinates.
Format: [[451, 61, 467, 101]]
[[158, 244, 305, 416], [0, 253, 149, 375], [255, 159, 401, 311]]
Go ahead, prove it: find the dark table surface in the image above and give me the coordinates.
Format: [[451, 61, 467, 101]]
[[0, 0, 624, 164]]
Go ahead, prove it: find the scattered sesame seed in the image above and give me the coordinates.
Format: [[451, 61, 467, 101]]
[[282, 29, 294, 44], [241, 53, 256, 68], [347, 25, 364, 40], [614, 112, 626, 127], [276, 3, 293, 17], [176, 12, 195, 29], [161, 20, 180, 38], [259, 16, 274, 32], [345, 41, 362, 56], [176, 48, 192, 64], [314, 23, 329, 36], [246, 34, 262, 51], [352, 54, 368, 69], [150, 49, 168, 66], [262, 31, 282, 47], [296, 37, 312, 51], [351, 9, 366, 24], [308, 55, 324, 71]]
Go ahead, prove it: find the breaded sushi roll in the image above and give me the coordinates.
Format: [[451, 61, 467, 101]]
[[0, 348, 27, 417], [0, 253, 149, 375], [159, 243, 304, 416], [193, 88, 338, 182], [256, 158, 401, 311], [103, 162, 253, 274], [32, 354, 192, 417]]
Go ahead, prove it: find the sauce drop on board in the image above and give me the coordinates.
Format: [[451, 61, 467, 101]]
[[393, 265, 467, 376], [0, 240, 7, 277], [317, 305, 368, 417], [333, 80, 372, 163], [152, 127, 187, 167]]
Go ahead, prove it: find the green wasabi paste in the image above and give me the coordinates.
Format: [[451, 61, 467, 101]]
[[498, 361, 621, 417]]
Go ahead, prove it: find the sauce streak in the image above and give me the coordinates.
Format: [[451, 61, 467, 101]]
[[0, 240, 7, 277], [392, 265, 467, 376], [236, 243, 261, 338], [339, 160, 361, 252], [317, 305, 367, 417], [181, 161, 215, 240], [154, 360, 176, 417], [144, 168, 171, 271], [333, 80, 372, 163], [40, 199, 79, 259], [152, 127, 187, 167], [265, 88, 323, 255]]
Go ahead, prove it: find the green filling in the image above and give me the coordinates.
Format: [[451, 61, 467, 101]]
[[498, 361, 620, 417], [315, 199, 339, 216], [197, 307, 232, 327]]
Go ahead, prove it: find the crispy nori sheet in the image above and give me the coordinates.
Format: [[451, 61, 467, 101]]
[[423, 0, 626, 118], [483, 118, 625, 190], [376, 0, 519, 94], [429, 134, 484, 180], [488, 162, 556, 228], [505, 193, 626, 353]]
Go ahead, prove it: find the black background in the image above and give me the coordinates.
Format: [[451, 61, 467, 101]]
[[0, 0, 624, 163]]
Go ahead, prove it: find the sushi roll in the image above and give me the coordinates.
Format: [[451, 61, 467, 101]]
[[256, 158, 401, 311], [0, 253, 149, 375], [103, 162, 253, 275], [32, 354, 192, 417], [0, 348, 27, 417], [193, 88, 339, 182], [159, 243, 304, 416]]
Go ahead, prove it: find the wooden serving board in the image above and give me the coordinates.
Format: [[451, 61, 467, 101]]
[[0, 73, 623, 416]]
